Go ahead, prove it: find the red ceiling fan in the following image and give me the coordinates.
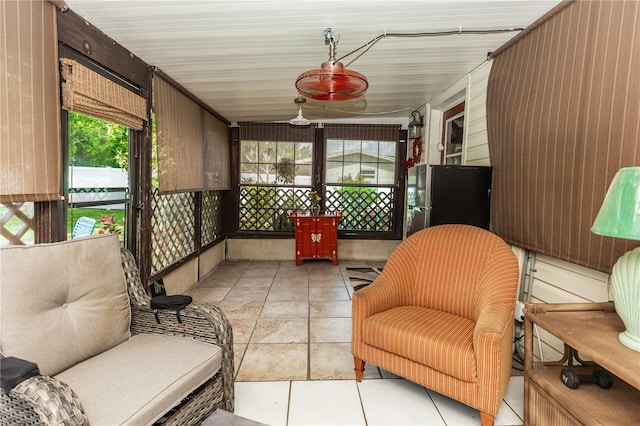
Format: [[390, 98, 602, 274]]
[[295, 28, 368, 101]]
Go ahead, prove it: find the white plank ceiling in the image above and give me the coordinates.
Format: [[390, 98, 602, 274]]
[[64, 0, 562, 124]]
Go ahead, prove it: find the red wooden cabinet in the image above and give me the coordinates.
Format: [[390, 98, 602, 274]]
[[289, 211, 342, 265]]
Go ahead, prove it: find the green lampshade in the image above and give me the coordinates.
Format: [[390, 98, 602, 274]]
[[592, 167, 640, 240]]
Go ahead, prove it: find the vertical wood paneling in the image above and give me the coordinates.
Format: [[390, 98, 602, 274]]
[[487, 0, 640, 273]]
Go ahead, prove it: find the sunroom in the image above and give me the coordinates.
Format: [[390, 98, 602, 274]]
[[1, 1, 639, 425]]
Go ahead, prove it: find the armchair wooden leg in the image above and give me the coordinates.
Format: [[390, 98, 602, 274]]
[[480, 411, 494, 426], [354, 357, 365, 382]]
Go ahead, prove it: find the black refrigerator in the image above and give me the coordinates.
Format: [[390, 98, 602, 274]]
[[429, 165, 492, 230]]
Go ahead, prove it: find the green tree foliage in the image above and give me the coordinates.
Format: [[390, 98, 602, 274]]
[[274, 158, 295, 184], [68, 112, 128, 168], [337, 174, 376, 198]]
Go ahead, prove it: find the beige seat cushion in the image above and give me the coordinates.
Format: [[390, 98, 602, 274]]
[[55, 333, 222, 426], [362, 306, 477, 382], [0, 235, 131, 376]]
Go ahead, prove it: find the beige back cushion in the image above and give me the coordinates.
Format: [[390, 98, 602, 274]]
[[0, 235, 131, 376]]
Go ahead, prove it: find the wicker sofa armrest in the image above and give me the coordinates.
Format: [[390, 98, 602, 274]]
[[129, 302, 234, 411], [0, 375, 88, 426], [120, 249, 235, 414]]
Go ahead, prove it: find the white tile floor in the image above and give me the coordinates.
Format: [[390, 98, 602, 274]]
[[233, 377, 524, 426], [190, 259, 525, 426]]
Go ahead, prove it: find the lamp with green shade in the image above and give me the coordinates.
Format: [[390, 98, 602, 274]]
[[591, 166, 640, 352]]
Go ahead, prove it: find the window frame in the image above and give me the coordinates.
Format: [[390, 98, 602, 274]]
[[231, 124, 406, 240]]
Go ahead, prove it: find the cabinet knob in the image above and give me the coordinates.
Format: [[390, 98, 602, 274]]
[[311, 233, 322, 243]]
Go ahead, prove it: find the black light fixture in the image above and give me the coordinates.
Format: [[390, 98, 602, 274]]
[[408, 110, 424, 139]]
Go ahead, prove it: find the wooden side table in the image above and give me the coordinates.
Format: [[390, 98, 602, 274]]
[[289, 211, 341, 265], [524, 302, 640, 425]]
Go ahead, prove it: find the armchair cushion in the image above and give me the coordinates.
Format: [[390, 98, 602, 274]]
[[362, 306, 476, 382], [0, 235, 131, 377]]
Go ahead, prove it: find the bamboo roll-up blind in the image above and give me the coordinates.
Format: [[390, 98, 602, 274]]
[[203, 110, 231, 190], [324, 124, 401, 142], [0, 0, 61, 203], [60, 58, 147, 130], [154, 74, 204, 193], [239, 122, 315, 143], [153, 73, 231, 192], [487, 0, 640, 273]]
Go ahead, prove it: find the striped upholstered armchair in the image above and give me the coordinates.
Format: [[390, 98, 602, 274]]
[[352, 224, 519, 426]]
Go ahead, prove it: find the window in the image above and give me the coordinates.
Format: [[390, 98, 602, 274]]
[[441, 102, 465, 165], [59, 52, 147, 246], [240, 140, 312, 186], [239, 139, 313, 231], [67, 112, 128, 243], [324, 128, 399, 233], [235, 123, 403, 236], [325, 139, 396, 186]]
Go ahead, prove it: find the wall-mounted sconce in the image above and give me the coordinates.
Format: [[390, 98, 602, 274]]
[[408, 110, 424, 139]]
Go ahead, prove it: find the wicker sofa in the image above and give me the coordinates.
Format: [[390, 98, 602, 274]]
[[0, 235, 234, 425]]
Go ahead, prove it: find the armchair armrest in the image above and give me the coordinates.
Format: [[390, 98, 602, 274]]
[[1, 375, 88, 425], [352, 236, 418, 320], [471, 242, 519, 412], [474, 304, 514, 339], [473, 303, 515, 413], [351, 274, 405, 319], [352, 255, 415, 358]]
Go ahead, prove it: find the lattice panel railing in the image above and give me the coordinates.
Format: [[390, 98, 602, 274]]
[[239, 186, 311, 231], [0, 203, 34, 245], [150, 189, 196, 273], [202, 191, 223, 246], [325, 187, 395, 232]]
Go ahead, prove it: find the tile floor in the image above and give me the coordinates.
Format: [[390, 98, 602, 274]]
[[188, 259, 524, 426]]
